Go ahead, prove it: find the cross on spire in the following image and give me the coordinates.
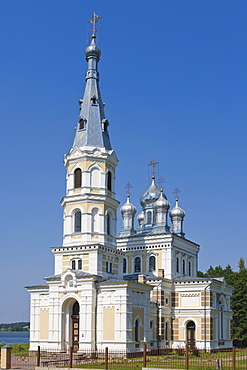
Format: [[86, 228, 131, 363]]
[[148, 158, 159, 178], [88, 11, 102, 37], [158, 177, 166, 190], [125, 182, 133, 195], [173, 187, 181, 199]]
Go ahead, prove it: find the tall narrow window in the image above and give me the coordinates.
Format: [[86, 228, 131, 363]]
[[74, 168, 82, 188], [135, 319, 139, 342], [134, 257, 141, 273], [165, 322, 169, 340], [74, 211, 81, 233], [107, 214, 111, 235], [78, 259, 82, 270], [188, 262, 191, 276], [71, 260, 76, 270], [183, 260, 185, 275], [147, 211, 152, 224], [123, 258, 127, 273], [107, 171, 112, 191], [176, 257, 179, 273], [149, 256, 156, 271]]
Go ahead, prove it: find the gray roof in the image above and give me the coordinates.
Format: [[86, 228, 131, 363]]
[[72, 36, 111, 150]]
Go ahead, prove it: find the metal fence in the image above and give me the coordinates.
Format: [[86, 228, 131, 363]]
[[9, 346, 247, 370]]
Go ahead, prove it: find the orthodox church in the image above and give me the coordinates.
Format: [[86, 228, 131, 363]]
[[27, 13, 233, 352]]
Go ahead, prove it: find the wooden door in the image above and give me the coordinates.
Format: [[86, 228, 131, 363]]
[[71, 301, 79, 351], [186, 321, 195, 349]]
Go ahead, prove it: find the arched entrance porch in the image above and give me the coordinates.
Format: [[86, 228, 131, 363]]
[[61, 298, 80, 351]]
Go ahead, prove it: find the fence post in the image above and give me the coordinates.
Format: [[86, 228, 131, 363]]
[[143, 344, 147, 368], [105, 347, 108, 370], [185, 345, 189, 370], [69, 346, 73, 368], [232, 346, 236, 370], [37, 346, 40, 367], [1, 345, 11, 369]]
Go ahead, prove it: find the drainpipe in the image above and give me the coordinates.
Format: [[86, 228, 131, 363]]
[[156, 280, 162, 348], [204, 282, 211, 351], [95, 283, 98, 352]]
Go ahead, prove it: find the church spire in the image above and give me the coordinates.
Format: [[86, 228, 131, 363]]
[[73, 12, 111, 150]]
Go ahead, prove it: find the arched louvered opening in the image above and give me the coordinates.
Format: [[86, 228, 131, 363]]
[[74, 168, 82, 189], [107, 171, 112, 191]]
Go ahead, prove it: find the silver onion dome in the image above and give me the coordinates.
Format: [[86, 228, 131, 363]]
[[137, 211, 144, 225], [85, 36, 101, 61], [170, 198, 185, 219], [120, 195, 137, 216], [140, 177, 160, 208], [153, 190, 170, 211]]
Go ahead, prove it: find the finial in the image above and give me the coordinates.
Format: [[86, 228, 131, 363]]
[[88, 11, 102, 39], [125, 182, 133, 196], [158, 176, 166, 190], [173, 187, 181, 199], [148, 158, 159, 178]]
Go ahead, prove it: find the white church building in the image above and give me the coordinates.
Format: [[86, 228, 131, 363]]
[[27, 13, 233, 352]]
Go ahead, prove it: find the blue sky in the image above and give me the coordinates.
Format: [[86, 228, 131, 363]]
[[1, 1, 247, 322]]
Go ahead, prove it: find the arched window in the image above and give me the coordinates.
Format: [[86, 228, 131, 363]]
[[74, 168, 82, 188], [188, 262, 191, 276], [176, 257, 179, 273], [92, 208, 99, 233], [74, 211, 81, 233], [147, 211, 152, 224], [123, 258, 127, 273], [106, 214, 111, 235], [91, 167, 100, 188], [107, 171, 112, 191], [135, 319, 139, 342], [183, 259, 185, 275], [134, 257, 141, 273], [149, 256, 156, 271]]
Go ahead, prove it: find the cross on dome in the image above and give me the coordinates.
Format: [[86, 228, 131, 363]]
[[158, 176, 166, 190], [88, 11, 102, 38], [173, 187, 181, 199], [148, 158, 159, 178], [125, 182, 133, 195]]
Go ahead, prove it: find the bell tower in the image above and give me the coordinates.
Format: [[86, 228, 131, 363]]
[[54, 12, 121, 278]]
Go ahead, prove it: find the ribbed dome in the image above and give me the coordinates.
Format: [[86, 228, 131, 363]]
[[140, 177, 160, 208], [170, 198, 185, 219], [120, 195, 137, 216], [85, 36, 101, 60], [154, 190, 170, 211]]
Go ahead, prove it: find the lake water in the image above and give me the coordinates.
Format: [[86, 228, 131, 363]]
[[0, 332, 29, 344]]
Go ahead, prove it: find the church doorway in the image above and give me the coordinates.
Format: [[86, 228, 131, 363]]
[[186, 321, 195, 349], [62, 298, 80, 351]]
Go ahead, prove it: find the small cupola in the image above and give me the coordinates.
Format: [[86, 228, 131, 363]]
[[119, 194, 137, 237], [170, 198, 185, 237]]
